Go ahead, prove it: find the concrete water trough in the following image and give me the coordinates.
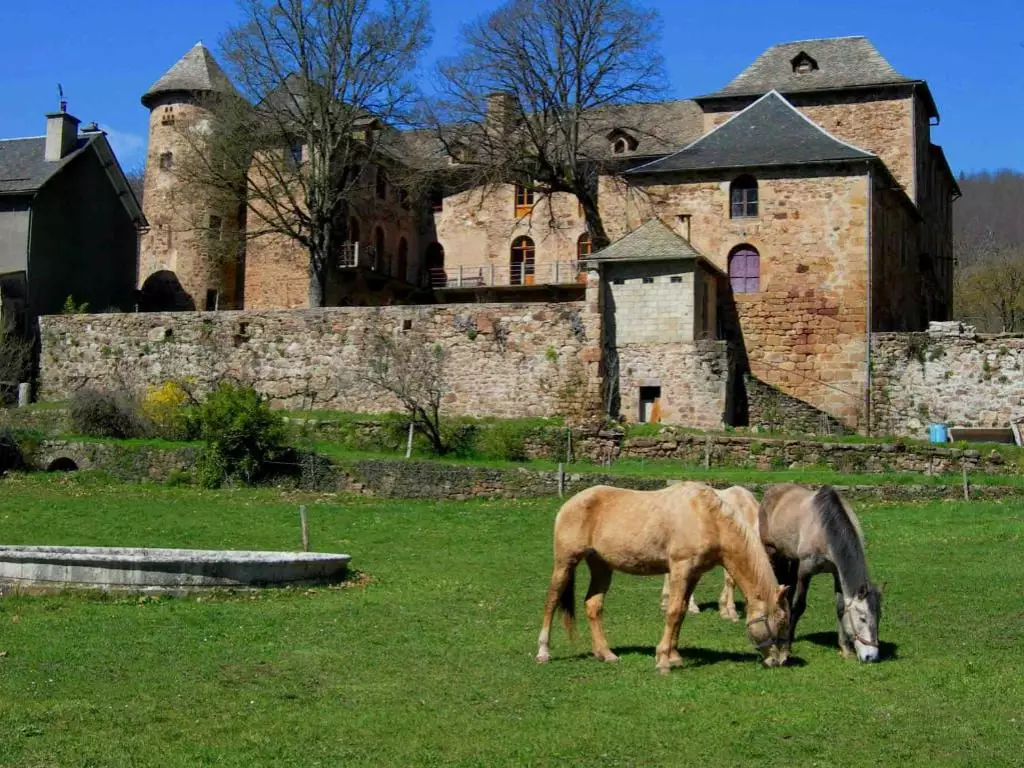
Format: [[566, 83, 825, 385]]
[[0, 545, 351, 593]]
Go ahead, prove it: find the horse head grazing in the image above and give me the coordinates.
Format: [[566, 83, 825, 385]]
[[841, 581, 883, 663], [745, 584, 791, 667]]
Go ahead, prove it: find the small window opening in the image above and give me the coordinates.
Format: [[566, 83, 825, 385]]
[[791, 52, 819, 74], [430, 188, 444, 213], [639, 386, 662, 424], [205, 290, 219, 311], [612, 278, 625, 285], [159, 152, 173, 171], [161, 106, 175, 126], [613, 138, 628, 154], [401, 319, 413, 331], [642, 276, 654, 284], [287, 139, 303, 168], [670, 275, 683, 284], [514, 184, 534, 217], [730, 175, 758, 218], [375, 168, 388, 200]]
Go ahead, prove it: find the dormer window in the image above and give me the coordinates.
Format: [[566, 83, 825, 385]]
[[606, 129, 639, 155], [790, 51, 819, 74]]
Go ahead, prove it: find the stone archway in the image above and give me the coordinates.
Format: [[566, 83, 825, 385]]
[[140, 270, 196, 312]]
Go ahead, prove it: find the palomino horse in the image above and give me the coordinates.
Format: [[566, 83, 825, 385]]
[[760, 484, 883, 663], [662, 486, 761, 621], [535, 482, 790, 673]]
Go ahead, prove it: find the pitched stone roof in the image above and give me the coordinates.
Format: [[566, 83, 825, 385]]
[[699, 36, 915, 100], [0, 135, 96, 194], [627, 91, 874, 175], [586, 218, 705, 263], [141, 43, 236, 107], [579, 99, 705, 158]]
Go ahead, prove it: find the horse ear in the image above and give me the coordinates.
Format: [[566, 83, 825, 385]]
[[776, 584, 789, 603]]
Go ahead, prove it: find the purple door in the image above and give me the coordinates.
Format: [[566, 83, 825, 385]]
[[729, 248, 760, 293]]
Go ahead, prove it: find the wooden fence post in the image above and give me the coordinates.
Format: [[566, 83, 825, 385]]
[[405, 422, 415, 459], [557, 463, 565, 497], [962, 464, 970, 502], [299, 505, 310, 552]]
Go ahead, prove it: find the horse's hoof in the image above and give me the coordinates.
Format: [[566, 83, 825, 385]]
[[656, 665, 671, 676], [595, 652, 619, 663], [535, 652, 551, 664], [668, 656, 685, 668]]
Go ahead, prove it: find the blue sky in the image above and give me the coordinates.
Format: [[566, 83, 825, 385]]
[[2, 0, 1021, 174]]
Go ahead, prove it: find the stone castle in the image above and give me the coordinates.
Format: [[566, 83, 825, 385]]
[[127, 35, 958, 430]]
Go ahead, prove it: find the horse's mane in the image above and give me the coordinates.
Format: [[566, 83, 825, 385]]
[[813, 486, 870, 594], [714, 491, 776, 593]]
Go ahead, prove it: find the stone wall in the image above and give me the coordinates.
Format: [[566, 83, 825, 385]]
[[743, 375, 847, 435], [616, 342, 728, 429], [38, 303, 603, 420], [433, 184, 587, 274], [21, 440, 1020, 502], [870, 322, 1024, 437]]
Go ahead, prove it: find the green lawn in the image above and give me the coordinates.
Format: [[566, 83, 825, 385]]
[[0, 474, 1022, 766]]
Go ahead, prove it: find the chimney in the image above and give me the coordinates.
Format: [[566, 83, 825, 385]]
[[45, 110, 80, 161], [485, 92, 517, 136]]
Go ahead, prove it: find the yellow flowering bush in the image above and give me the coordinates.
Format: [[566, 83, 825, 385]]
[[141, 380, 195, 439]]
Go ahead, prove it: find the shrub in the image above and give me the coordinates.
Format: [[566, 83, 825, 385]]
[[478, 421, 532, 462], [0, 429, 25, 472], [193, 383, 286, 488], [141, 380, 198, 440], [69, 388, 148, 438]]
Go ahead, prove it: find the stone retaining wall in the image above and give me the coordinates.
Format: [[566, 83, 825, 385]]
[[38, 303, 603, 421], [871, 322, 1024, 437], [19, 439, 1020, 502]]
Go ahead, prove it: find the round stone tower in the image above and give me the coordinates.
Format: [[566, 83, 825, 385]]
[[138, 43, 243, 311]]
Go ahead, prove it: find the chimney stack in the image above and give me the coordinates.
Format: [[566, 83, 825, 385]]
[[45, 109, 80, 162], [485, 92, 517, 136]]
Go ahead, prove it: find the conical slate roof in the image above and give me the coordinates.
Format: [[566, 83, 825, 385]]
[[141, 43, 235, 107]]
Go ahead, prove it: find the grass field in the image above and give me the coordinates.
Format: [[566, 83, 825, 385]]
[[1, 473, 1022, 766]]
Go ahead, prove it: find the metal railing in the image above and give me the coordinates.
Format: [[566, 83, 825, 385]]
[[429, 261, 585, 289]]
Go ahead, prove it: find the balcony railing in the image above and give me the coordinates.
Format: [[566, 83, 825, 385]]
[[429, 261, 585, 289]]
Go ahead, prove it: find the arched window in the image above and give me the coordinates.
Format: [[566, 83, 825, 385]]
[[396, 237, 409, 282], [425, 242, 445, 286], [728, 244, 760, 294], [730, 175, 758, 218], [576, 232, 592, 259], [374, 227, 385, 272], [613, 138, 627, 155], [510, 236, 535, 285], [514, 184, 534, 217]]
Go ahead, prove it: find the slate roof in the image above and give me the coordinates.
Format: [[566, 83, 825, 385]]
[[578, 99, 705, 158], [584, 218, 707, 263], [142, 42, 236, 107], [627, 91, 874, 175], [0, 135, 97, 195], [699, 36, 915, 100]]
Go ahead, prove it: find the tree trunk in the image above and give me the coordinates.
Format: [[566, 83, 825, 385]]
[[579, 191, 610, 251], [308, 222, 331, 308]]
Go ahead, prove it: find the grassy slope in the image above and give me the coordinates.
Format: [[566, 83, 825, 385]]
[[0, 475, 1022, 766]]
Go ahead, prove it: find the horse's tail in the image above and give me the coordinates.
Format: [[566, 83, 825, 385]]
[[558, 565, 577, 640]]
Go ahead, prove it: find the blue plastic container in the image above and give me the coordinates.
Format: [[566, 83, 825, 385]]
[[928, 423, 948, 444]]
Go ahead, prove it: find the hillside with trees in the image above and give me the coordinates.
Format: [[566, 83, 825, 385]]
[[953, 170, 1024, 332]]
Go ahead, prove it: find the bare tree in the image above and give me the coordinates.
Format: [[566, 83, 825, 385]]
[[432, 0, 666, 250], [953, 171, 1024, 331], [0, 331, 32, 404], [124, 164, 146, 207], [177, 0, 431, 306], [360, 315, 449, 454]]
